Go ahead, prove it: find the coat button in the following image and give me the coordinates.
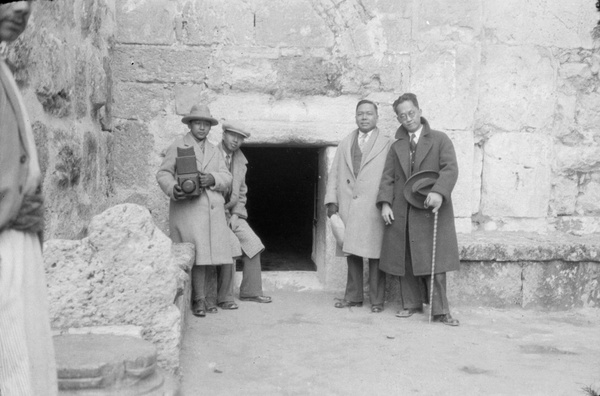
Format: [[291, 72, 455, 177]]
[[211, 205, 214, 209], [347, 179, 350, 184], [20, 155, 27, 163], [19, 186, 23, 193], [353, 195, 358, 199]]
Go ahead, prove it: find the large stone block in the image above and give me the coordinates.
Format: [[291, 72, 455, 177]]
[[44, 204, 195, 371], [481, 133, 552, 218], [447, 262, 523, 307], [446, 130, 473, 218], [483, 0, 596, 49], [115, 0, 177, 44], [113, 45, 211, 83], [549, 174, 578, 216], [411, 44, 480, 130], [111, 121, 155, 189], [201, 94, 359, 145], [576, 173, 600, 215], [112, 81, 172, 121], [176, 0, 254, 45], [522, 261, 600, 309], [255, 0, 334, 48], [576, 92, 600, 133], [414, 0, 481, 43], [554, 144, 600, 173], [274, 57, 333, 96], [207, 47, 279, 93], [477, 45, 556, 131]]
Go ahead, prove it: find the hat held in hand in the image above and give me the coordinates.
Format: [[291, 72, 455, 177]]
[[403, 170, 440, 209], [329, 213, 345, 247]]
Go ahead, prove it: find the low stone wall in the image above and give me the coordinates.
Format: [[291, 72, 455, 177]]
[[387, 232, 600, 310], [44, 204, 194, 373]]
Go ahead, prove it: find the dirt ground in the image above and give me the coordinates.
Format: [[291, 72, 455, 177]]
[[180, 289, 600, 396]]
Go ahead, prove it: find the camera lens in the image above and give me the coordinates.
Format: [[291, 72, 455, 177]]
[[181, 179, 196, 193]]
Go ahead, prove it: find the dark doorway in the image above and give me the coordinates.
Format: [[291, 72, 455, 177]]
[[239, 146, 318, 271]]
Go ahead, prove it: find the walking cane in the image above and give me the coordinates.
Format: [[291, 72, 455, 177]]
[[429, 211, 438, 324]]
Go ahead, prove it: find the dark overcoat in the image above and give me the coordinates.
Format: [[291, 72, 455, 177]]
[[376, 117, 460, 276]]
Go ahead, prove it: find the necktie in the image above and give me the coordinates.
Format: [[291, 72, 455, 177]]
[[226, 154, 231, 170], [358, 133, 367, 151], [409, 133, 417, 173]]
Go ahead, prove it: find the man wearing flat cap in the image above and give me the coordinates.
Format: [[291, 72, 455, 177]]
[[377, 93, 460, 326], [157, 104, 242, 318], [217, 121, 272, 303]]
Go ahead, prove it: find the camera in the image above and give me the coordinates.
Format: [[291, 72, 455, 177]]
[[176, 146, 202, 197]]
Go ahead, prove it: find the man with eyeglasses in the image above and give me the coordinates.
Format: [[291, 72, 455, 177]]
[[377, 93, 461, 326]]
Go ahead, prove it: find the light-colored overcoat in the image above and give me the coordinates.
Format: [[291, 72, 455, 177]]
[[157, 133, 241, 265], [376, 117, 460, 276], [325, 128, 392, 258], [217, 142, 264, 259]]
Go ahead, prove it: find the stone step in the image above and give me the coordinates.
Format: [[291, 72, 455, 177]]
[[54, 334, 180, 395]]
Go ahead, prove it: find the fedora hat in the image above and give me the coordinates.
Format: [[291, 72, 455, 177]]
[[403, 170, 440, 209], [222, 120, 251, 139], [329, 213, 345, 247], [181, 104, 218, 126]]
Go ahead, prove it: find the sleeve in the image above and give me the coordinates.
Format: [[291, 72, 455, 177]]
[[209, 150, 233, 193], [231, 166, 248, 219], [430, 133, 458, 202], [376, 146, 397, 208], [324, 144, 342, 206]]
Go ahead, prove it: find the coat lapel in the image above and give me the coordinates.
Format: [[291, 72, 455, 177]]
[[361, 128, 384, 167], [394, 130, 411, 178], [344, 130, 357, 179], [414, 120, 433, 172]]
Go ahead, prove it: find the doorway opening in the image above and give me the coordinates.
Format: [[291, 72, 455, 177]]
[[238, 146, 319, 271]]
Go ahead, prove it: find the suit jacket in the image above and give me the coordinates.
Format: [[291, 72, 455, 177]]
[[325, 127, 392, 258], [217, 142, 248, 219], [157, 133, 241, 265], [376, 117, 460, 276]]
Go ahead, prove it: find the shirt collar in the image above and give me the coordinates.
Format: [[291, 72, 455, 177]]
[[409, 124, 423, 142]]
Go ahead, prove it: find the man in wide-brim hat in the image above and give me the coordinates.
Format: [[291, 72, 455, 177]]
[[377, 93, 460, 326], [157, 104, 242, 318]]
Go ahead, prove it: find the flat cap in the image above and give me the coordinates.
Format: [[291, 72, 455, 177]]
[[222, 121, 251, 138]]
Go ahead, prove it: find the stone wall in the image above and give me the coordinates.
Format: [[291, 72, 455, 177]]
[[109, 0, 600, 237], [4, 0, 116, 239]]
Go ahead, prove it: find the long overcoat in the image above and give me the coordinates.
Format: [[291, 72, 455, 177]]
[[376, 118, 460, 276], [157, 133, 241, 265], [325, 128, 392, 259], [217, 142, 264, 259]]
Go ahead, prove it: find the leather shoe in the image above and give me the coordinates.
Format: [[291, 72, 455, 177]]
[[395, 308, 423, 318], [371, 305, 383, 313], [218, 301, 239, 310], [334, 300, 363, 308], [433, 313, 460, 326], [191, 299, 206, 317], [240, 295, 272, 303]]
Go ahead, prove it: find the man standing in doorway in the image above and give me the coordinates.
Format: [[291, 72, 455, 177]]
[[325, 99, 392, 313], [0, 1, 58, 394], [377, 93, 460, 326], [157, 104, 241, 318], [217, 121, 272, 304]]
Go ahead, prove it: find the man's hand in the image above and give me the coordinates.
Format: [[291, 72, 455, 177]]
[[199, 173, 215, 188], [424, 192, 443, 213], [381, 202, 394, 225], [228, 214, 239, 229], [326, 203, 338, 218], [10, 193, 44, 234], [172, 185, 186, 200]]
